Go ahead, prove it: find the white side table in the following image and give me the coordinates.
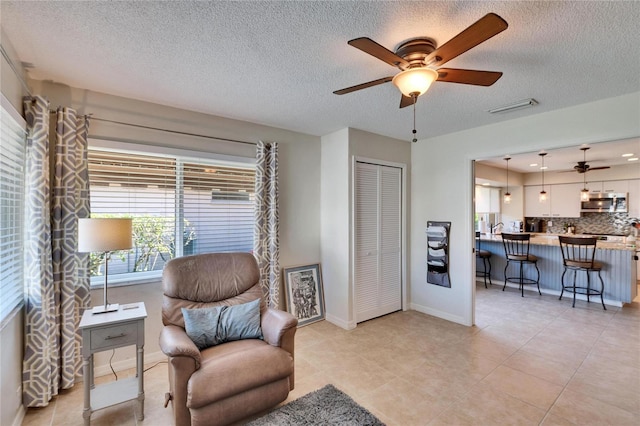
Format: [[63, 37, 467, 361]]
[[79, 302, 147, 425]]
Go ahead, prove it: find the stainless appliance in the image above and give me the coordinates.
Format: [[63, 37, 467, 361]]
[[581, 193, 627, 213], [526, 219, 543, 232], [512, 220, 523, 232]]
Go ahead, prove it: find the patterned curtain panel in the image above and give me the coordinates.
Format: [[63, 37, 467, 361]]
[[22, 97, 91, 407], [254, 141, 280, 308]]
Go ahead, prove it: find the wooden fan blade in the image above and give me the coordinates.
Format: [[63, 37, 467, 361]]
[[436, 68, 503, 86], [399, 94, 414, 109], [425, 13, 508, 67], [333, 76, 393, 95], [348, 37, 409, 70], [586, 166, 611, 171]]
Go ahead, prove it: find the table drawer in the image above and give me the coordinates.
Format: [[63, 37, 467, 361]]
[[90, 323, 138, 351]]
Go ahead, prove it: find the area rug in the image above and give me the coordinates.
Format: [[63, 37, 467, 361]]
[[247, 384, 385, 425]]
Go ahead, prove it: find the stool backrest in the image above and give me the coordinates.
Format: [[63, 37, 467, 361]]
[[501, 233, 531, 259], [558, 236, 598, 268], [475, 231, 481, 251]]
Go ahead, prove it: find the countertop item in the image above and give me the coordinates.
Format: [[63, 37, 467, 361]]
[[478, 233, 636, 251]]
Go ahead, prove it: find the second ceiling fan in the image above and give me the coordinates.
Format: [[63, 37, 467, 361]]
[[334, 13, 508, 108]]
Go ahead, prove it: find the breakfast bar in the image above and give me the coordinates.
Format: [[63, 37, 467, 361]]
[[477, 233, 638, 305]]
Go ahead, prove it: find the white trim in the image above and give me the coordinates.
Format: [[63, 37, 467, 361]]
[[324, 313, 356, 330], [1, 93, 26, 128], [11, 405, 25, 426], [0, 303, 23, 332], [351, 156, 408, 326], [90, 271, 162, 288], [410, 302, 469, 326], [88, 138, 255, 166], [471, 160, 477, 327]]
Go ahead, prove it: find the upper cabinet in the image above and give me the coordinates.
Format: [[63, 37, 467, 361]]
[[524, 183, 582, 218], [524, 184, 551, 217], [475, 186, 501, 213], [588, 180, 629, 194], [628, 179, 640, 218], [550, 183, 582, 217]]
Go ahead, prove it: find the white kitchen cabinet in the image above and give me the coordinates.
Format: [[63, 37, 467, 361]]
[[524, 183, 581, 218], [588, 180, 629, 194], [524, 185, 551, 217], [550, 183, 582, 217], [628, 179, 640, 217]]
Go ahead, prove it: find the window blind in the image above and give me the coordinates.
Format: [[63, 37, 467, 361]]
[[87, 149, 255, 281], [0, 102, 26, 324]]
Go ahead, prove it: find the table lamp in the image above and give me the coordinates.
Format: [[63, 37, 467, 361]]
[[78, 218, 133, 314]]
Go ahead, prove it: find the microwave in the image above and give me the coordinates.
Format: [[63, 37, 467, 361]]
[[581, 193, 628, 213]]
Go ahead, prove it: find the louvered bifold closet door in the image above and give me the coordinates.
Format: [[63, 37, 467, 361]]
[[354, 162, 402, 323]]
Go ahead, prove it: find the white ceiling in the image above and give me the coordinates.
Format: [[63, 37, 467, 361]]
[[477, 137, 640, 174], [1, 1, 639, 145]]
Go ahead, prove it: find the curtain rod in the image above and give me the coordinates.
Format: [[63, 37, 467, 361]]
[[47, 112, 257, 146], [90, 117, 257, 146], [0, 43, 33, 97]]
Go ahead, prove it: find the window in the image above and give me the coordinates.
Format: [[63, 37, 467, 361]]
[[88, 147, 255, 284], [0, 97, 26, 324]]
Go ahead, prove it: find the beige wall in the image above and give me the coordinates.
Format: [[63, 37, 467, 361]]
[[411, 92, 640, 326], [321, 128, 410, 328], [25, 80, 323, 373]]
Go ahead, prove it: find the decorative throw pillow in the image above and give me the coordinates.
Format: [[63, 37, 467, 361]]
[[182, 298, 263, 350]]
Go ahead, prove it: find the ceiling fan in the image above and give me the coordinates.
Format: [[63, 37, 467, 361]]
[[333, 13, 508, 108], [571, 147, 610, 174]]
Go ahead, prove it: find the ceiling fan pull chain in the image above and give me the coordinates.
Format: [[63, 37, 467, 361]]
[[412, 94, 418, 143]]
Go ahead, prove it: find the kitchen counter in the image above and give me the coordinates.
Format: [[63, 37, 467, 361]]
[[478, 232, 636, 251], [476, 233, 638, 305]]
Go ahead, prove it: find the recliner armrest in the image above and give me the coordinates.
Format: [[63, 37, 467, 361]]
[[261, 308, 298, 347], [159, 325, 202, 370]]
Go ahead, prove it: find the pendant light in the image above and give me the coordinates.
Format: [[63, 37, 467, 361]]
[[503, 155, 512, 204], [539, 152, 548, 203], [580, 147, 590, 201]]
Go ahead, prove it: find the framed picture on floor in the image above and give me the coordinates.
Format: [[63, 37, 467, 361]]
[[283, 264, 325, 326]]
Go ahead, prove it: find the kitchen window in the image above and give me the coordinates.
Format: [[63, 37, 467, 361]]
[[87, 145, 255, 285]]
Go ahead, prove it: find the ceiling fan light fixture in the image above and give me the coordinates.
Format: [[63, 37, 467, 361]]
[[392, 67, 438, 97]]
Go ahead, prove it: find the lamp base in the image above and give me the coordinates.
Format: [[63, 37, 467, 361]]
[[92, 303, 120, 315]]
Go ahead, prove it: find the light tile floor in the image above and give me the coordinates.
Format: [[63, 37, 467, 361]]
[[22, 282, 640, 425]]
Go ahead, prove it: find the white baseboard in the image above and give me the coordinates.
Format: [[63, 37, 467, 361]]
[[410, 302, 469, 326], [324, 313, 356, 330], [92, 350, 166, 378], [11, 405, 25, 426], [481, 279, 622, 308]]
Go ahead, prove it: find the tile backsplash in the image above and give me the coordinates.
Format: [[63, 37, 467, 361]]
[[526, 213, 640, 235]]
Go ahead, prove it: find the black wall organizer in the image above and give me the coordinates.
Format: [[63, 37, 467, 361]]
[[426, 221, 451, 287]]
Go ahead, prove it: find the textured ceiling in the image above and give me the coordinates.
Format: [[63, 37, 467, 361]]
[[1, 1, 639, 143]]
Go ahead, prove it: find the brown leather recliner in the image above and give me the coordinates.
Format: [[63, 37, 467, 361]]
[[159, 252, 298, 426]]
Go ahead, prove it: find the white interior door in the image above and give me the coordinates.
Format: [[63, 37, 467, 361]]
[[355, 162, 402, 323]]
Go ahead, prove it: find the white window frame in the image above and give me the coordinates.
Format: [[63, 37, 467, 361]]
[[0, 94, 26, 327], [87, 138, 255, 287]]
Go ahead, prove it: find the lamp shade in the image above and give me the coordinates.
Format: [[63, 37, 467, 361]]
[[78, 218, 133, 252], [392, 68, 438, 97]]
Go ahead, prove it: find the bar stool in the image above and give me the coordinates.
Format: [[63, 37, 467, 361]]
[[558, 236, 606, 310], [475, 231, 492, 288], [501, 233, 541, 297]]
